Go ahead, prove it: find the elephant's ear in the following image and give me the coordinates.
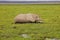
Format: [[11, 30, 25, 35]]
[[29, 16, 35, 22]]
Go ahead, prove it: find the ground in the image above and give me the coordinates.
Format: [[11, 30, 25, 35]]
[[0, 4, 60, 40]]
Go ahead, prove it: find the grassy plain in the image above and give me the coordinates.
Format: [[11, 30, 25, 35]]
[[0, 4, 60, 40]]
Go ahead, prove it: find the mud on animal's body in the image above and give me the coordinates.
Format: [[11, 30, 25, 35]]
[[14, 13, 43, 23]]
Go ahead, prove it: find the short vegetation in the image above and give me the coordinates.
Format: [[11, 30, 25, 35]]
[[0, 4, 60, 40]]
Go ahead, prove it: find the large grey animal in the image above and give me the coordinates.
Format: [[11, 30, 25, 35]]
[[14, 13, 43, 23]]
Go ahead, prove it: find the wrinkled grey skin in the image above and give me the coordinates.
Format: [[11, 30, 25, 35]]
[[14, 13, 43, 23]]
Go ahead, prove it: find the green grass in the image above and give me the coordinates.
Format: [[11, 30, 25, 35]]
[[0, 4, 60, 40]]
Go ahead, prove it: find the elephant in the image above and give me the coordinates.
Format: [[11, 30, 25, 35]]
[[14, 13, 43, 23]]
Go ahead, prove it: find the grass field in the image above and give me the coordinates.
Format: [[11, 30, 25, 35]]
[[0, 4, 60, 40]]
